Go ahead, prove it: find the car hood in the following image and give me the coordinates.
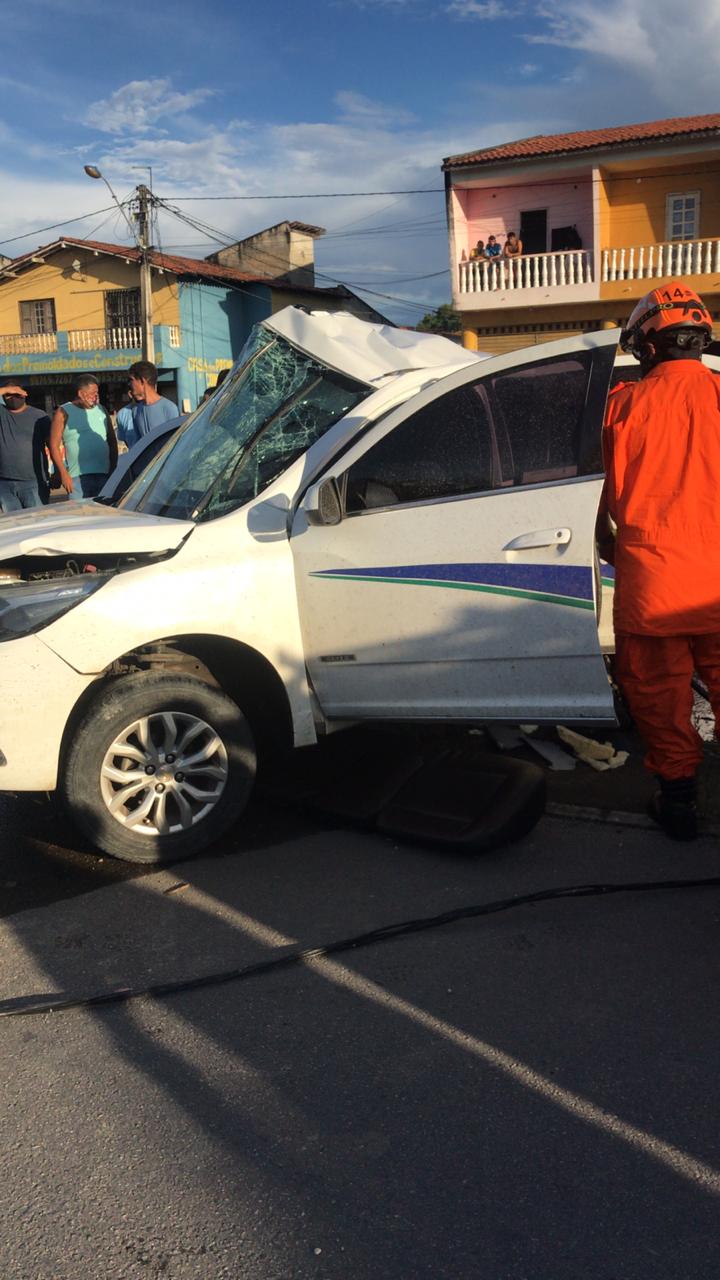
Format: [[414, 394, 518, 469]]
[[0, 501, 194, 560]]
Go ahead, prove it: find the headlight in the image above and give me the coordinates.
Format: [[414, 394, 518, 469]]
[[0, 576, 105, 642]]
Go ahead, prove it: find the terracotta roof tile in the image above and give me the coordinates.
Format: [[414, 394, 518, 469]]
[[2, 236, 342, 295], [443, 113, 720, 170]]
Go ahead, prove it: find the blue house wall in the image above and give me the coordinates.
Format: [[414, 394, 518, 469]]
[[176, 282, 272, 409]]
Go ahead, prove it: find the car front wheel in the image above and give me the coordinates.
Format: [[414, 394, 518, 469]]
[[61, 672, 256, 863]]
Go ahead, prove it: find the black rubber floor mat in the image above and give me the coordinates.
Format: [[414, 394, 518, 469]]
[[259, 727, 424, 822], [261, 729, 546, 850], [377, 747, 546, 849]]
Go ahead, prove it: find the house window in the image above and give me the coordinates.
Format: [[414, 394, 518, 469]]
[[666, 192, 700, 242], [105, 288, 141, 331], [19, 298, 56, 335]]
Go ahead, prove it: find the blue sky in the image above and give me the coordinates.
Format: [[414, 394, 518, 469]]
[[2, 0, 719, 322]]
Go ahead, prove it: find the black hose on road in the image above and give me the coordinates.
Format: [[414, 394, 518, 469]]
[[1, 874, 719, 1019]]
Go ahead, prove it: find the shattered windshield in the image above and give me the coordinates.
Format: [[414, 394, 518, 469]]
[[119, 326, 369, 522]]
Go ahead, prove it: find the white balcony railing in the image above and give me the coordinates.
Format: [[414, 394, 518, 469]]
[[459, 250, 592, 294], [0, 332, 58, 355], [602, 238, 720, 282], [67, 326, 142, 351], [0, 324, 181, 358]]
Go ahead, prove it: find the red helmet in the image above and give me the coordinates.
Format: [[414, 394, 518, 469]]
[[620, 281, 712, 354]]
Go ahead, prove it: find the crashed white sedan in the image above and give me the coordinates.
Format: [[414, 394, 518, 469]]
[[0, 306, 680, 862]]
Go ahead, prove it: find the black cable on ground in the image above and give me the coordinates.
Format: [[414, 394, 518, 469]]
[[1, 875, 719, 1020]]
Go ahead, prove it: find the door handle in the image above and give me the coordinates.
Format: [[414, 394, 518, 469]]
[[503, 527, 572, 551]]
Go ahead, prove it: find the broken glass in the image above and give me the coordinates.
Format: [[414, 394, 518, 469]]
[[120, 326, 369, 522]]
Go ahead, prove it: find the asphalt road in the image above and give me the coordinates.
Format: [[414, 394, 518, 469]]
[[1, 779, 720, 1280]]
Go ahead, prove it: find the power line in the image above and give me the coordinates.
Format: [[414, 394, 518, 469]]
[[338, 269, 449, 285], [158, 163, 720, 204], [157, 188, 444, 201], [0, 205, 118, 250], [157, 201, 437, 315], [2, 161, 718, 253]]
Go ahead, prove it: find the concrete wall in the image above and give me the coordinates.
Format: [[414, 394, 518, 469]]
[[602, 159, 720, 248], [0, 248, 179, 334], [209, 225, 317, 287], [269, 287, 385, 324]]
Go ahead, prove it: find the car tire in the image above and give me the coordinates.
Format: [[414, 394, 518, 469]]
[[60, 672, 256, 864]]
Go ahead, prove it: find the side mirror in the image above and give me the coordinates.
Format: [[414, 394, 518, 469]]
[[305, 476, 343, 526]]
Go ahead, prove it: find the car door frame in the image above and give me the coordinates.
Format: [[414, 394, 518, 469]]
[[290, 330, 620, 724]]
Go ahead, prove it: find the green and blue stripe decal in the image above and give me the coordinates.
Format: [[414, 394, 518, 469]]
[[310, 563, 596, 611]]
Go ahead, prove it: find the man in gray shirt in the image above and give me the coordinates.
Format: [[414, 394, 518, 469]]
[[0, 381, 50, 512]]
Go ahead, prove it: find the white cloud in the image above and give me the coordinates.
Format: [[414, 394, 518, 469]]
[[73, 90, 528, 319], [527, 0, 720, 94], [335, 90, 416, 127], [447, 0, 514, 18], [83, 79, 215, 136]]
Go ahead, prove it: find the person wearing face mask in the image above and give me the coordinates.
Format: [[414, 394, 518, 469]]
[[49, 373, 117, 499], [0, 381, 51, 512]]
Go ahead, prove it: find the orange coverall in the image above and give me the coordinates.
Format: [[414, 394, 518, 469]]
[[602, 358, 720, 779]]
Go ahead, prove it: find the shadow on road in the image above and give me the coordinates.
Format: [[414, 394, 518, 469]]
[[0, 788, 327, 918], [3, 782, 720, 1276]]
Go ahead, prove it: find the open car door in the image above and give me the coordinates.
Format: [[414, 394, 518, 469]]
[[291, 332, 619, 724]]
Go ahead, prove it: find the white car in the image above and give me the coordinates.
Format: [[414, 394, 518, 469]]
[[98, 414, 185, 504], [0, 309, 713, 863]]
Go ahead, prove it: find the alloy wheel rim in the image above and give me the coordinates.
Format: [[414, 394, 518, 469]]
[[99, 710, 229, 837]]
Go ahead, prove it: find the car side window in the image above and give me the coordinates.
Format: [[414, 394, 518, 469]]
[[609, 364, 641, 391], [485, 352, 593, 487], [343, 351, 596, 515], [344, 382, 496, 513]]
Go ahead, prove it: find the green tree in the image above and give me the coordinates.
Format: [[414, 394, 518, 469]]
[[417, 303, 461, 334]]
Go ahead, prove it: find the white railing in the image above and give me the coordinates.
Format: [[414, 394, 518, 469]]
[[0, 332, 58, 355], [602, 238, 720, 283], [67, 326, 142, 351], [168, 325, 181, 348], [459, 250, 592, 294]]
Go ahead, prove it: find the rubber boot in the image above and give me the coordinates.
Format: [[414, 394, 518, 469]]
[[648, 775, 698, 842]]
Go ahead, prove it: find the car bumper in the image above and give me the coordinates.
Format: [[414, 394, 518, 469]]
[[0, 635, 93, 790]]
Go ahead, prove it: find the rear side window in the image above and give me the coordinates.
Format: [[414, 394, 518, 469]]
[[486, 353, 592, 486], [345, 383, 495, 512]]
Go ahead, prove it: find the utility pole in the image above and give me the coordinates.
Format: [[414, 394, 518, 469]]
[[135, 184, 155, 363], [83, 166, 156, 363]]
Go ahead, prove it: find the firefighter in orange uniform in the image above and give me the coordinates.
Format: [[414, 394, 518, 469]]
[[599, 281, 720, 840]]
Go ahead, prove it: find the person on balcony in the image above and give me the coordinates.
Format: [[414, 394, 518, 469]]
[[49, 373, 117, 500], [469, 239, 486, 260], [485, 235, 501, 258], [502, 230, 523, 258], [126, 360, 179, 447], [597, 281, 720, 841], [0, 381, 51, 512]]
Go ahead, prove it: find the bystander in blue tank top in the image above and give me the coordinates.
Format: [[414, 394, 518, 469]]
[[61, 402, 110, 477]]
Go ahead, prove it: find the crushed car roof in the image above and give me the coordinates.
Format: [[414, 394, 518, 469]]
[[263, 308, 485, 385]]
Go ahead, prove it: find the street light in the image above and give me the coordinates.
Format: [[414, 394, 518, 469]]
[[83, 165, 138, 242], [83, 164, 155, 361]]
